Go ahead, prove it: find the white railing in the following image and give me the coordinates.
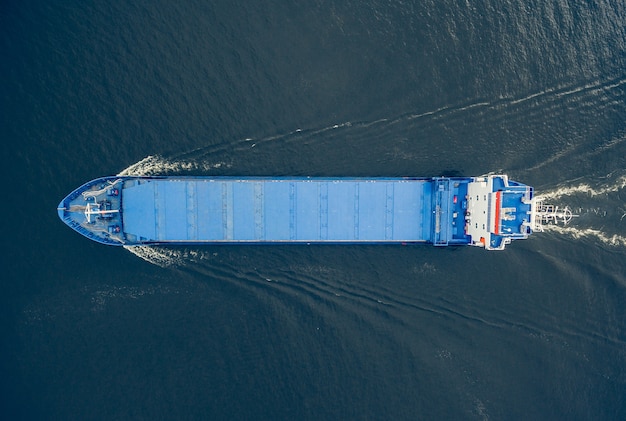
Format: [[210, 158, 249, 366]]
[[531, 200, 574, 232]]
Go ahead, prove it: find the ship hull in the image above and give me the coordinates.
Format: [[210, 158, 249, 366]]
[[58, 175, 534, 250]]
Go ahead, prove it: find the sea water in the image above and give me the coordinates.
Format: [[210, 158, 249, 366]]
[[3, 0, 626, 419]]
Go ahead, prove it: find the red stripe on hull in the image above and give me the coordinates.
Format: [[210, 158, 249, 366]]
[[494, 191, 501, 235]]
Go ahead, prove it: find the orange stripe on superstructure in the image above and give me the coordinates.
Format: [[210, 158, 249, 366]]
[[494, 191, 501, 235]]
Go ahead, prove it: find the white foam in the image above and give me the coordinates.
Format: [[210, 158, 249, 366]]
[[510, 88, 555, 104], [408, 105, 449, 120], [539, 175, 626, 201], [510, 77, 626, 106], [544, 225, 626, 247], [124, 245, 218, 267], [117, 155, 227, 176], [123, 246, 186, 267]]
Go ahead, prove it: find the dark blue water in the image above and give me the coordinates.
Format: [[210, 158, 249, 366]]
[[3, 0, 626, 419]]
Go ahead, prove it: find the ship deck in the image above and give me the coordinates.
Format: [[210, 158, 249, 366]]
[[121, 178, 437, 244]]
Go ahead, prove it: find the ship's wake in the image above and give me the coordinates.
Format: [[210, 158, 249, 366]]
[[539, 174, 626, 201], [117, 155, 229, 177], [542, 225, 626, 247], [538, 173, 626, 248], [122, 245, 215, 267]]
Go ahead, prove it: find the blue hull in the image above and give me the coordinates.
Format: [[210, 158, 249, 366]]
[[58, 175, 535, 250]]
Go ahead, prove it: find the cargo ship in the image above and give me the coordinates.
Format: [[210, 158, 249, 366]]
[[57, 175, 572, 250]]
